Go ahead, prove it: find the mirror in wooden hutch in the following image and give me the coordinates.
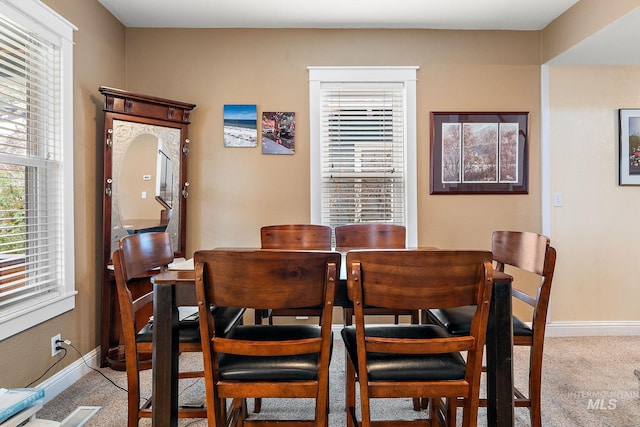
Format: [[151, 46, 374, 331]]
[[99, 86, 195, 369]]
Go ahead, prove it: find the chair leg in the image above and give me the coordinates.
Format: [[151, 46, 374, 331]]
[[128, 410, 138, 427], [127, 372, 143, 427], [428, 398, 436, 420], [359, 383, 372, 427], [411, 309, 423, 411], [529, 404, 542, 427], [529, 350, 544, 427], [214, 396, 228, 426], [253, 309, 264, 414], [421, 396, 430, 410], [343, 307, 353, 326], [240, 398, 248, 426], [315, 382, 329, 427], [446, 398, 457, 427], [345, 357, 357, 427], [412, 397, 422, 411]]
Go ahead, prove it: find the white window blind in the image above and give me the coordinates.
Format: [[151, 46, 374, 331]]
[[320, 83, 405, 227], [0, 0, 76, 340], [309, 66, 418, 246]]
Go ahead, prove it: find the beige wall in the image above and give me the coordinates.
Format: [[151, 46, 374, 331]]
[[540, 2, 640, 324], [0, 0, 125, 387], [123, 28, 543, 254], [548, 65, 640, 321]]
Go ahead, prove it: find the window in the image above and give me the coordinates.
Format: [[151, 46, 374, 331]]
[[308, 66, 418, 246], [0, 0, 76, 340]]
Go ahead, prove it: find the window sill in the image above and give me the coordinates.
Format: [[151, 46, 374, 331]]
[[0, 292, 77, 341]]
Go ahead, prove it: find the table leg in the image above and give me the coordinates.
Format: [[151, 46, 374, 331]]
[[152, 283, 179, 427], [486, 277, 515, 426]]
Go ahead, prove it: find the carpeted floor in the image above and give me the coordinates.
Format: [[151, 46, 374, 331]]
[[38, 335, 640, 426]]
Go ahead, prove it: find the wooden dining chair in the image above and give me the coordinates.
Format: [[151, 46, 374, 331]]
[[193, 249, 340, 427], [336, 223, 424, 411], [424, 231, 557, 427], [341, 249, 494, 427], [257, 224, 332, 325], [113, 232, 244, 427], [335, 223, 418, 326], [254, 224, 332, 413]]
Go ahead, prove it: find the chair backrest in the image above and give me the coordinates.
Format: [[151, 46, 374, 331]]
[[116, 231, 174, 282], [260, 224, 332, 250], [491, 230, 557, 331], [334, 223, 406, 251], [346, 249, 493, 380], [113, 232, 174, 332], [195, 249, 340, 314], [347, 249, 492, 312]]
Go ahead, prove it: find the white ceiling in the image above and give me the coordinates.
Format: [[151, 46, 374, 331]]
[[97, 0, 579, 30], [97, 0, 640, 65]]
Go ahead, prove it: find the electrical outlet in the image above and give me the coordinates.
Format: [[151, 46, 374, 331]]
[[51, 333, 61, 357]]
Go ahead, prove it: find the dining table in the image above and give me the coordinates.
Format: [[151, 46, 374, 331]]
[[150, 251, 515, 427]]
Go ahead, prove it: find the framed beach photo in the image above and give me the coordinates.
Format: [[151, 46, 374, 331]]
[[618, 108, 640, 185], [223, 104, 257, 147], [430, 112, 529, 194]]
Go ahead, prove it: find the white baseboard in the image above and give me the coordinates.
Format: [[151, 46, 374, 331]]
[[546, 321, 640, 337], [37, 347, 100, 404]]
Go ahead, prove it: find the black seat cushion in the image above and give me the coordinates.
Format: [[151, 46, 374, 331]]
[[428, 306, 532, 337], [341, 325, 466, 381], [136, 306, 245, 343], [218, 325, 332, 382]]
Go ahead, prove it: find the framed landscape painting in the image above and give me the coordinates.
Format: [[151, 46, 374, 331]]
[[619, 108, 640, 185], [430, 112, 529, 194]]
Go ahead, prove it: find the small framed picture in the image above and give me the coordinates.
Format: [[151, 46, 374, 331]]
[[223, 104, 257, 147], [261, 112, 295, 155], [618, 108, 640, 185], [430, 112, 529, 194]]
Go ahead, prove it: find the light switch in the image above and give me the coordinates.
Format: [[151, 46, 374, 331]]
[[553, 192, 562, 207], [142, 191, 147, 199], [143, 174, 152, 181]]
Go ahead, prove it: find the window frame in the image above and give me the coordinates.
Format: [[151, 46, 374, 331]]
[[0, 0, 77, 341], [308, 66, 418, 246]]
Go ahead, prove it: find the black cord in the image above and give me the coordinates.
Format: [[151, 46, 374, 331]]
[[63, 341, 128, 394], [65, 341, 202, 405], [25, 347, 68, 388], [26, 340, 202, 410]]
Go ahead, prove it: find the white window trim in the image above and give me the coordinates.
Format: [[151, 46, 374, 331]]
[[308, 66, 418, 246], [0, 0, 77, 341]]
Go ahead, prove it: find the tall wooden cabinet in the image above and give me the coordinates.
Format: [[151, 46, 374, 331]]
[[98, 87, 195, 368]]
